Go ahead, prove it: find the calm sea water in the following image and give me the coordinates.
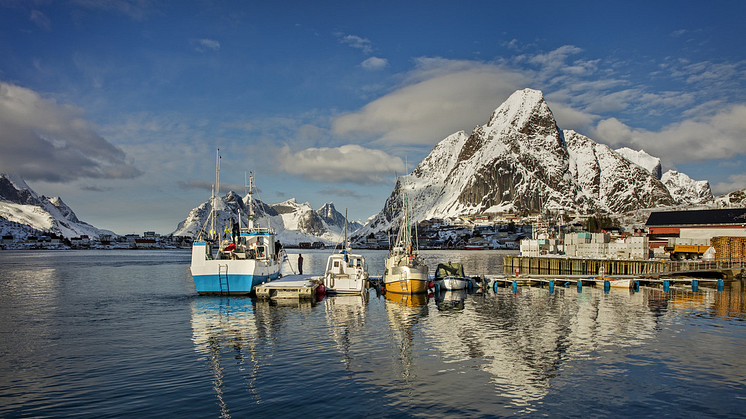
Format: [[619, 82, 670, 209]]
[[1, 249, 745, 418]]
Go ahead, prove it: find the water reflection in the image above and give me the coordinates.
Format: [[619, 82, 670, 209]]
[[190, 297, 267, 418], [384, 293, 429, 386], [434, 289, 467, 311], [324, 294, 369, 370]]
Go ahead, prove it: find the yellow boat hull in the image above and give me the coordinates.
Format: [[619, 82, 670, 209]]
[[384, 279, 429, 295]]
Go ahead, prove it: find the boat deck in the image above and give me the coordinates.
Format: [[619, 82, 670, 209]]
[[255, 274, 321, 299]]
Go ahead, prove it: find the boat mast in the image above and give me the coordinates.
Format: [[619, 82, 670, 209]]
[[214, 149, 221, 242], [210, 148, 220, 239], [344, 208, 348, 252], [247, 171, 255, 230]]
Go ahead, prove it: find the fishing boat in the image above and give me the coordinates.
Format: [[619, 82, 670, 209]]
[[382, 181, 429, 295], [433, 262, 472, 291], [322, 210, 369, 294], [190, 150, 281, 295]]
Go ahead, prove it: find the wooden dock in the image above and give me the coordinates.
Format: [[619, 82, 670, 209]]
[[503, 255, 746, 280], [487, 274, 725, 293], [255, 275, 322, 299]]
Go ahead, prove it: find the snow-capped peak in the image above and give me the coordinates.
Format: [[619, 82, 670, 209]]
[[615, 147, 662, 179], [661, 170, 713, 205]]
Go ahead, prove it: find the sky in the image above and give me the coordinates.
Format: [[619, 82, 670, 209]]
[[1, 0, 746, 235]]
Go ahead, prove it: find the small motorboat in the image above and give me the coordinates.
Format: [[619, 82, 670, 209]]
[[433, 262, 473, 291]]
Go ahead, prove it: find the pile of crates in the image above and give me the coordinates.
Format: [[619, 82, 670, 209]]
[[711, 236, 746, 260]]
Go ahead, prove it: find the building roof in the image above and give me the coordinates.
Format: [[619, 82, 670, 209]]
[[646, 208, 746, 227]]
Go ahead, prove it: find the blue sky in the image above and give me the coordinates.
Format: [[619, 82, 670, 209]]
[[1, 0, 745, 234]]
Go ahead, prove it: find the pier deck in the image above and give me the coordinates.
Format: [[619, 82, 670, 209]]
[[255, 274, 321, 299], [486, 274, 725, 292]]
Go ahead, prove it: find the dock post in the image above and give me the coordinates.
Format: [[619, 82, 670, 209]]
[[577, 279, 582, 292], [717, 279, 725, 291], [604, 280, 610, 292], [549, 280, 555, 294], [663, 280, 670, 292], [512, 280, 518, 294], [692, 279, 699, 292]]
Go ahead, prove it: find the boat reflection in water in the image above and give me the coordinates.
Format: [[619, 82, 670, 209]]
[[324, 293, 369, 370], [190, 297, 269, 417], [383, 292, 429, 382], [434, 288, 468, 311]]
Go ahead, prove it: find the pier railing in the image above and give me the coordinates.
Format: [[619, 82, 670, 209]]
[[655, 258, 746, 274]]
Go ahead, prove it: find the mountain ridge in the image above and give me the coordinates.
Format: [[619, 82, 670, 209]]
[[354, 88, 714, 238]]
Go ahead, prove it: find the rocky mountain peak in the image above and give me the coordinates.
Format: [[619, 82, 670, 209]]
[[355, 88, 703, 238]]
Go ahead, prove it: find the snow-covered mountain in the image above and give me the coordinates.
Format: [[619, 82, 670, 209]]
[[615, 147, 662, 179], [356, 88, 708, 236], [172, 192, 362, 246], [661, 170, 713, 205], [713, 188, 746, 207], [614, 147, 713, 204], [0, 173, 115, 240]]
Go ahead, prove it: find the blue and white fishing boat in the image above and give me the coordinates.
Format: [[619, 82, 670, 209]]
[[190, 151, 281, 295]]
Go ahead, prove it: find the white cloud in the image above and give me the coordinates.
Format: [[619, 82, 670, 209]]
[[591, 104, 746, 165], [277, 144, 404, 184], [29, 10, 51, 31], [0, 82, 142, 182], [361, 56, 388, 70], [68, 0, 157, 20], [332, 60, 531, 145], [713, 174, 746, 195], [194, 38, 220, 52], [338, 34, 373, 54]]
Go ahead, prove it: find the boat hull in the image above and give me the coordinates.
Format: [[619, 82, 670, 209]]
[[191, 242, 280, 294], [434, 277, 470, 290], [383, 256, 429, 295], [323, 253, 369, 295], [594, 277, 633, 289]]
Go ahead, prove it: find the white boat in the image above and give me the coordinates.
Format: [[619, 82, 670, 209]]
[[190, 151, 281, 295], [593, 277, 633, 289], [433, 262, 472, 290], [592, 267, 633, 289], [322, 210, 369, 294], [382, 181, 429, 295]]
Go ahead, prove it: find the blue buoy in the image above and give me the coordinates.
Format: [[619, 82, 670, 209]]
[[604, 280, 610, 292], [549, 280, 555, 294], [663, 280, 670, 292], [493, 281, 499, 293], [512, 280, 518, 294], [634, 280, 639, 292], [577, 280, 582, 292], [692, 279, 699, 293], [717, 279, 725, 291]]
